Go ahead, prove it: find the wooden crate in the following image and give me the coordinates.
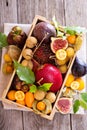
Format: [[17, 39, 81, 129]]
[[1, 15, 84, 120]]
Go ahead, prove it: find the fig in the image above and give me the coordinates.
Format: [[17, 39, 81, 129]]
[[51, 37, 68, 53], [35, 64, 63, 93], [7, 26, 27, 49], [32, 22, 56, 43], [56, 98, 72, 114], [71, 57, 87, 77]]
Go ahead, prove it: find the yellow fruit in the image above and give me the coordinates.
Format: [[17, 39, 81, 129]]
[[15, 91, 25, 101], [56, 49, 67, 60], [16, 100, 25, 105], [65, 74, 75, 87], [67, 35, 76, 44], [7, 90, 16, 101], [36, 101, 46, 111], [70, 81, 80, 90], [76, 78, 85, 91], [66, 47, 75, 58], [4, 53, 12, 62], [25, 92, 34, 108], [56, 57, 69, 65], [59, 64, 67, 74]]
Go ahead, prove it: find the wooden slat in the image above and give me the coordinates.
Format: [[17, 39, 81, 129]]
[[0, 1, 23, 130], [0, 102, 23, 130], [23, 112, 70, 130], [64, 0, 87, 130]]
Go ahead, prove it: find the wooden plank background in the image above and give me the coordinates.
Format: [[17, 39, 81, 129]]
[[0, 0, 87, 130]]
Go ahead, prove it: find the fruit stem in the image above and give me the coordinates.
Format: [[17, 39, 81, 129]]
[[37, 78, 43, 85]]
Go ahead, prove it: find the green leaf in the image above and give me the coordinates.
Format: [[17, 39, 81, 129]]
[[0, 32, 8, 48], [64, 26, 87, 35], [39, 83, 53, 91], [73, 100, 80, 113], [29, 85, 37, 93], [81, 93, 87, 103], [14, 61, 35, 84], [80, 100, 87, 110]]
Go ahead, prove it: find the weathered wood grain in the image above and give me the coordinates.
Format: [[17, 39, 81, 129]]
[[23, 112, 70, 130], [0, 1, 23, 130], [64, 0, 87, 130]]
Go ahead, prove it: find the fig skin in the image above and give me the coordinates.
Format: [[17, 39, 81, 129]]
[[7, 26, 27, 49], [71, 57, 87, 77], [32, 22, 56, 43]]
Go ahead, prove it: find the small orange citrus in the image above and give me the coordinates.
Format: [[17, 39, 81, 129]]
[[65, 74, 75, 87], [76, 78, 85, 91], [25, 92, 34, 108], [7, 90, 16, 101], [67, 35, 76, 44], [16, 100, 25, 105], [36, 101, 46, 111], [15, 91, 25, 101]]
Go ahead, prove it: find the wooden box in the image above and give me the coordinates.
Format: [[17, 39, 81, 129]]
[[1, 15, 84, 120]]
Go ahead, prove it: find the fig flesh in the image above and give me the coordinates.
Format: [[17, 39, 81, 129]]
[[33, 22, 56, 43], [71, 57, 87, 77], [56, 98, 72, 114], [51, 37, 68, 53], [35, 64, 63, 93]]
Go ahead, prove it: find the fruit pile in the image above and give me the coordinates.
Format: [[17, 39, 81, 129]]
[[56, 57, 86, 114], [2, 26, 27, 74], [3, 16, 87, 117]]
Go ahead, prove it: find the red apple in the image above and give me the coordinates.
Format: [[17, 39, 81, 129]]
[[35, 64, 63, 93]]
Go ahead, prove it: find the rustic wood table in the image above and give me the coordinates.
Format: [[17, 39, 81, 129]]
[[0, 0, 87, 130]]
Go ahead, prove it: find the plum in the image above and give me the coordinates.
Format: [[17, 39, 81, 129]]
[[32, 22, 56, 43], [35, 64, 63, 93], [71, 57, 87, 77]]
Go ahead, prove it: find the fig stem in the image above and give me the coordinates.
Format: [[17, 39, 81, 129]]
[[33, 33, 49, 55]]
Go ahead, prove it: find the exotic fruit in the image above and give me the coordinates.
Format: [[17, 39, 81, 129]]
[[35, 64, 63, 93], [56, 98, 72, 114], [32, 22, 56, 43], [51, 37, 68, 53], [7, 26, 27, 49], [71, 57, 87, 77]]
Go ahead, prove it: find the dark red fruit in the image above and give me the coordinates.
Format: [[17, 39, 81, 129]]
[[33, 42, 54, 65], [35, 64, 63, 93], [33, 22, 56, 43]]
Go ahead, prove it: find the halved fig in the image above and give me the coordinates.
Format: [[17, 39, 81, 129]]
[[50, 37, 68, 53], [56, 98, 72, 114]]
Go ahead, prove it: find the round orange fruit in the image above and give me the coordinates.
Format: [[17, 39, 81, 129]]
[[76, 78, 85, 91], [16, 100, 25, 105], [67, 35, 76, 44], [25, 92, 34, 108], [36, 101, 46, 111], [15, 91, 25, 101], [7, 90, 16, 101], [65, 74, 75, 87]]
